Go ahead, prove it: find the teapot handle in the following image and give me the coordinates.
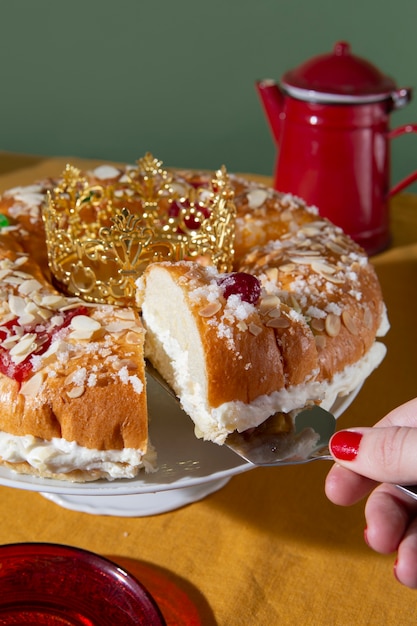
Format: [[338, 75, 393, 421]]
[[387, 124, 417, 197]]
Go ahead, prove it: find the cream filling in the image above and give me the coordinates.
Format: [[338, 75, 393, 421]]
[[0, 433, 156, 480], [190, 342, 387, 443], [150, 325, 386, 445]]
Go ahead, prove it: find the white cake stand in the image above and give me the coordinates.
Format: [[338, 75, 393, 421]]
[[0, 376, 360, 517]]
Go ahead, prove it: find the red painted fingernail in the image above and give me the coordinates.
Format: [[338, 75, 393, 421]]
[[330, 430, 362, 461]]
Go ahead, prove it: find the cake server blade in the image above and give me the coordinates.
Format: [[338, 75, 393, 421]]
[[145, 361, 417, 499]]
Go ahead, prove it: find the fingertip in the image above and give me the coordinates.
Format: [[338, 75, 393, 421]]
[[394, 557, 417, 589], [394, 517, 417, 588], [324, 465, 340, 502], [325, 463, 375, 506]]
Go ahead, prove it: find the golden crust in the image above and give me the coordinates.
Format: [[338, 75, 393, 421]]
[[239, 223, 385, 380]]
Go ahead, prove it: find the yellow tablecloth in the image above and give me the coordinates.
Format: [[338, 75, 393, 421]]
[[0, 152, 416, 625]]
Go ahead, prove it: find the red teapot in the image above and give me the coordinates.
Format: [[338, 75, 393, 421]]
[[256, 42, 417, 254]]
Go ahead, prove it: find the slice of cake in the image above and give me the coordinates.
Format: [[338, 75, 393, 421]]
[[0, 249, 154, 481], [138, 258, 388, 445]]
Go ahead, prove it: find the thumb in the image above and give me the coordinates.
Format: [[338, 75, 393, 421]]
[[329, 426, 417, 484]]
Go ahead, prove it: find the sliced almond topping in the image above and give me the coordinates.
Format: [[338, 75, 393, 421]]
[[13, 270, 32, 279], [310, 242, 324, 252], [315, 334, 327, 349], [20, 371, 45, 397], [24, 301, 41, 316], [198, 301, 222, 317], [289, 255, 322, 266], [125, 330, 143, 345], [326, 240, 346, 255], [342, 310, 359, 335], [14, 256, 28, 267], [105, 320, 137, 333], [49, 314, 65, 328], [0, 269, 12, 281], [9, 333, 37, 357], [18, 279, 43, 296], [300, 225, 321, 237], [70, 315, 101, 332], [17, 313, 36, 326], [311, 260, 337, 275], [248, 322, 263, 336], [60, 301, 89, 311], [363, 307, 373, 329], [310, 318, 325, 332], [278, 263, 296, 274], [66, 386, 85, 399], [68, 329, 97, 341], [40, 294, 67, 309], [114, 309, 137, 321], [4, 275, 25, 286], [112, 358, 138, 371], [37, 307, 53, 321], [326, 275, 345, 285], [64, 371, 78, 386], [259, 295, 281, 315], [325, 313, 341, 337], [301, 221, 323, 237], [265, 267, 279, 283], [312, 261, 345, 284], [8, 294, 27, 317], [69, 315, 102, 339], [1, 333, 20, 349], [266, 316, 291, 329], [288, 248, 321, 257], [289, 295, 301, 313], [237, 320, 248, 332], [247, 188, 268, 209]]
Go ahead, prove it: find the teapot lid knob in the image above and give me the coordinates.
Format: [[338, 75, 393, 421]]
[[333, 41, 351, 56]]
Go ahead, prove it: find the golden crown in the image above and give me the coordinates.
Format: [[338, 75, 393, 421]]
[[42, 153, 236, 307]]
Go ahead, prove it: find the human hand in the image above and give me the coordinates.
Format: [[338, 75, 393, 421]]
[[325, 396, 417, 588]]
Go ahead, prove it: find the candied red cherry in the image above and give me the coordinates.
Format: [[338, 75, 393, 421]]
[[168, 200, 210, 230], [218, 272, 261, 304]]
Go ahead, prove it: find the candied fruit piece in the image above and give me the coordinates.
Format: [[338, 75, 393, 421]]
[[168, 200, 210, 230], [218, 272, 261, 304]]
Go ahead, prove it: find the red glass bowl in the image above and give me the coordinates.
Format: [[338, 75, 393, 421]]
[[0, 543, 166, 625]]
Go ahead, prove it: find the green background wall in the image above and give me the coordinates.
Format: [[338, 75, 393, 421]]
[[1, 0, 417, 190]]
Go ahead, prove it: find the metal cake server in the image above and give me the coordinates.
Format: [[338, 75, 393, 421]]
[[145, 362, 417, 500]]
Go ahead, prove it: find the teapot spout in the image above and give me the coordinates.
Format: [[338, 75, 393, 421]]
[[256, 79, 285, 144]]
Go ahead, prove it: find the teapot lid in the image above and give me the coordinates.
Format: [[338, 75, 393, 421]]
[[282, 42, 398, 103]]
